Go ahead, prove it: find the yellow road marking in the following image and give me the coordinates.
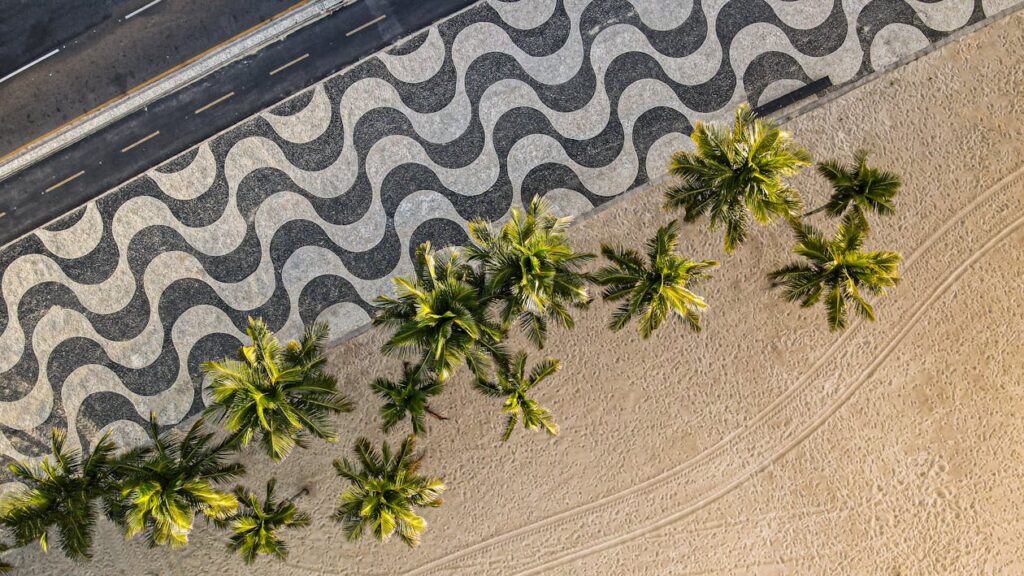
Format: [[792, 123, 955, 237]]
[[346, 14, 386, 37], [44, 170, 86, 193], [120, 131, 160, 153], [269, 53, 310, 76], [194, 91, 236, 114]]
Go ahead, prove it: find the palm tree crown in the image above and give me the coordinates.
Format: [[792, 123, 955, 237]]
[[0, 430, 118, 561], [333, 436, 444, 548], [203, 318, 353, 462], [222, 479, 310, 564], [809, 149, 901, 225], [473, 352, 560, 441], [374, 242, 507, 383], [112, 417, 244, 548], [665, 103, 811, 252], [371, 362, 447, 436], [768, 213, 902, 331], [466, 196, 593, 348], [592, 220, 719, 338]]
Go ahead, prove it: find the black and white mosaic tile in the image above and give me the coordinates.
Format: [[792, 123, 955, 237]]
[[0, 0, 1017, 473]]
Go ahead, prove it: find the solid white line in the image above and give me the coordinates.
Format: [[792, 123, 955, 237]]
[[44, 170, 86, 193], [125, 0, 163, 20], [194, 91, 235, 114], [345, 14, 386, 37], [0, 49, 60, 84], [120, 131, 160, 153], [269, 53, 310, 76]]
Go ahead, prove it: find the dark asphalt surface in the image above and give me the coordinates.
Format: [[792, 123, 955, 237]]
[[0, 0, 477, 246], [0, 0, 296, 155]]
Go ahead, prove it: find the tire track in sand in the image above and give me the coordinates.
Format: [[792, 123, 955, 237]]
[[406, 164, 1024, 576], [513, 199, 1024, 576]]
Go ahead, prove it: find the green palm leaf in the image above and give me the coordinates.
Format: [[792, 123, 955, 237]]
[[111, 416, 243, 548], [332, 436, 444, 548], [810, 149, 901, 226], [769, 213, 902, 331], [374, 242, 507, 383], [665, 103, 810, 252], [202, 318, 353, 461], [223, 478, 310, 564], [592, 220, 719, 338], [371, 362, 447, 436], [466, 196, 594, 348], [0, 431, 118, 561], [474, 352, 561, 441]]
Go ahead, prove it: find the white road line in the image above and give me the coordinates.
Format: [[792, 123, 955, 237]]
[[120, 131, 160, 153], [0, 49, 60, 84], [345, 14, 386, 37], [269, 53, 310, 76], [44, 170, 85, 194], [0, 212, 6, 219], [194, 91, 236, 114], [125, 0, 163, 20]]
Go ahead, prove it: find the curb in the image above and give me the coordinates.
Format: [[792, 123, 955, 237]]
[[0, 0, 355, 182]]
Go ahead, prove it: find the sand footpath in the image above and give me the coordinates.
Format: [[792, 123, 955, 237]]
[[12, 8, 1024, 576]]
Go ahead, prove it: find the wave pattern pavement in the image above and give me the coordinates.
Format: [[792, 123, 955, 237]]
[[0, 0, 1017, 467]]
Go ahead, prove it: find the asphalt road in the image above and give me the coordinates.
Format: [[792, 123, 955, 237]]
[[0, 0, 297, 155], [0, 0, 476, 246]]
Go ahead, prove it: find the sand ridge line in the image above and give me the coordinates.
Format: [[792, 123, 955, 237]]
[[511, 199, 1024, 576], [404, 162, 1024, 576]]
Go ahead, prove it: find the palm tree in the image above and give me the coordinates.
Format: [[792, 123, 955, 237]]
[[370, 362, 447, 436], [333, 436, 444, 548], [374, 242, 507, 383], [592, 220, 719, 338], [805, 149, 901, 226], [466, 196, 593, 348], [768, 213, 902, 331], [111, 417, 244, 548], [473, 352, 560, 441], [0, 430, 118, 561], [222, 479, 310, 564], [203, 318, 353, 462], [665, 103, 811, 252]]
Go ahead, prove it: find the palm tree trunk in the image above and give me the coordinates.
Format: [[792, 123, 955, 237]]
[[425, 406, 448, 421], [286, 487, 309, 503], [802, 204, 829, 217]]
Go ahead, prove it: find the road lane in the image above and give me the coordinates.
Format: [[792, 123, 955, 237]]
[[0, 0, 477, 246]]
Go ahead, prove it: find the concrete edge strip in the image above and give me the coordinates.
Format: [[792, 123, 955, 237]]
[[0, 0, 356, 182]]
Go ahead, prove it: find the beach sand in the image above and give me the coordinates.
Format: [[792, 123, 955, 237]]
[[11, 8, 1024, 576]]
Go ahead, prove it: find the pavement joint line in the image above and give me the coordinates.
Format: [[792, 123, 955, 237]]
[[44, 170, 86, 194], [194, 91, 237, 114], [124, 0, 164, 20], [0, 0, 357, 182], [0, 49, 60, 84], [120, 131, 161, 153], [346, 14, 386, 36], [269, 53, 311, 75]]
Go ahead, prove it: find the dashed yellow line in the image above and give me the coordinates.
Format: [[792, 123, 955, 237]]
[[346, 14, 386, 37], [269, 53, 310, 76], [120, 131, 160, 153], [194, 91, 236, 114], [44, 170, 86, 193]]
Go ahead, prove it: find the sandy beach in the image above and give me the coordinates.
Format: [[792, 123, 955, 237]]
[[8, 6, 1024, 576]]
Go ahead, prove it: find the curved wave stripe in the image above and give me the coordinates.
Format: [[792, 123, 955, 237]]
[[0, 0, 1017, 464]]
